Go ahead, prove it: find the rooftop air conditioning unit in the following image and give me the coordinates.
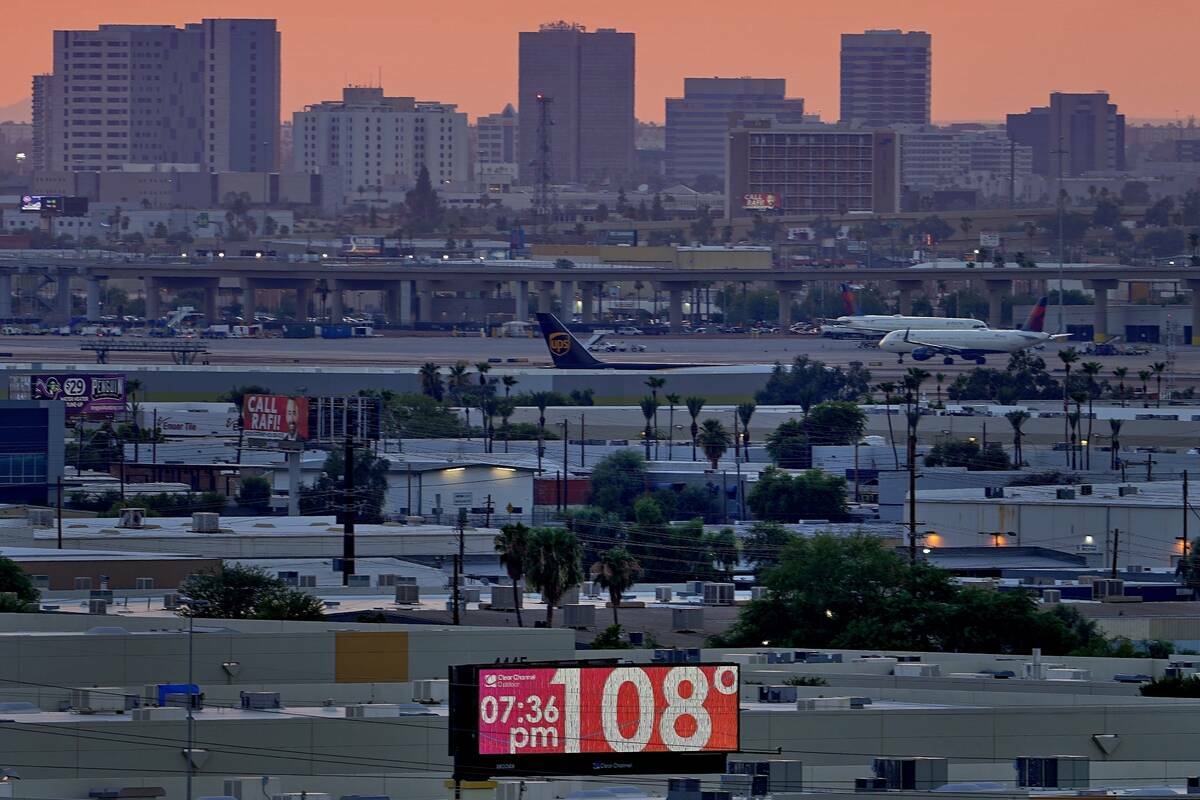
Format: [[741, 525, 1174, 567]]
[[74, 576, 93, 590], [225, 778, 281, 800], [759, 685, 799, 704], [297, 575, 316, 588], [1119, 486, 1139, 497], [345, 703, 436, 718], [1080, 484, 1093, 496], [667, 778, 702, 800], [88, 599, 108, 615], [26, 508, 54, 528], [132, 706, 187, 721], [751, 587, 768, 601], [727, 760, 804, 796], [1045, 668, 1091, 681], [1015, 756, 1090, 789], [489, 584, 520, 610], [894, 662, 941, 678], [135, 577, 155, 590], [394, 584, 419, 604], [70, 687, 139, 714], [412, 678, 449, 704], [191, 512, 220, 532], [872, 757, 949, 791], [239, 691, 281, 710], [1056, 488, 1076, 500], [562, 604, 595, 629], [376, 574, 398, 587], [347, 575, 371, 587], [1092, 578, 1125, 600], [702, 582, 735, 606], [1043, 589, 1062, 604], [119, 507, 145, 529], [656, 586, 673, 602], [162, 593, 180, 609], [984, 486, 1005, 499], [673, 607, 704, 632]]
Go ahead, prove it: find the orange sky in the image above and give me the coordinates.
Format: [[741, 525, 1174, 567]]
[[2, 0, 1198, 124]]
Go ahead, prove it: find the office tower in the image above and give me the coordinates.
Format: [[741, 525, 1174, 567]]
[[518, 22, 635, 184], [293, 87, 469, 202], [195, 19, 280, 172], [665, 78, 804, 185], [31, 74, 55, 171], [476, 103, 519, 189], [33, 19, 279, 173], [1007, 92, 1125, 177], [726, 117, 899, 216], [840, 29, 931, 128]]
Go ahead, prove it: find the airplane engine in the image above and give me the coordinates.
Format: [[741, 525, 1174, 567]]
[[911, 347, 935, 361]]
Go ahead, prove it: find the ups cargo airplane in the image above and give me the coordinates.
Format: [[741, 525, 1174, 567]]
[[537, 313, 680, 370]]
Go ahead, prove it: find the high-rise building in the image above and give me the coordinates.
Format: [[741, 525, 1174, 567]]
[[293, 87, 468, 202], [34, 19, 279, 173], [194, 19, 281, 172], [517, 22, 635, 185], [726, 117, 899, 216], [665, 78, 804, 185], [895, 125, 1033, 190], [476, 104, 518, 190], [840, 30, 931, 128], [1006, 92, 1125, 177]]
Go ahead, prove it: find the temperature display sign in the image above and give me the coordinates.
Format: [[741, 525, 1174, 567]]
[[450, 662, 740, 778]]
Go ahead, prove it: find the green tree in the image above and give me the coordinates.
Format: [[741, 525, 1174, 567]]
[[1121, 181, 1151, 206], [526, 527, 583, 627], [495, 522, 531, 628], [664, 393, 681, 461], [1006, 410, 1030, 466], [746, 467, 848, 522], [1138, 369, 1152, 408], [405, 165, 443, 233], [924, 439, 1011, 470], [0, 556, 39, 603], [1151, 361, 1167, 408], [697, 419, 731, 469], [236, 475, 272, 510], [1080, 361, 1102, 468], [589, 450, 647, 517], [591, 547, 643, 626], [690, 205, 715, 244], [742, 521, 794, 571], [765, 419, 810, 468], [639, 396, 659, 459], [756, 356, 871, 409], [736, 402, 756, 462], [419, 363, 444, 401], [804, 401, 866, 445], [178, 564, 322, 620], [1112, 367, 1129, 407], [299, 448, 389, 523]]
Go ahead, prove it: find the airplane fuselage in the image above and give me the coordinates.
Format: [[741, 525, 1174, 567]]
[[879, 328, 1055, 359], [822, 315, 985, 337]]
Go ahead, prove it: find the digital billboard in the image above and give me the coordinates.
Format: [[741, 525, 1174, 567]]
[[450, 662, 740, 779], [20, 195, 63, 214], [242, 394, 309, 441], [29, 374, 125, 417], [742, 192, 779, 211]]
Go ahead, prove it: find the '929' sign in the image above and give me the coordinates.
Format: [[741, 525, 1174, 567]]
[[478, 664, 739, 756]]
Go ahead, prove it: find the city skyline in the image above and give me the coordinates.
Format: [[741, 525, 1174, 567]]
[[1, 0, 1199, 125]]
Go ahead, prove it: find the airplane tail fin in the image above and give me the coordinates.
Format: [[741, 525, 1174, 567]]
[[1023, 296, 1049, 333], [535, 313, 604, 369], [839, 283, 858, 316]]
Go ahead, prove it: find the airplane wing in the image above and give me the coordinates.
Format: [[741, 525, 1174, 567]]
[[901, 329, 971, 355], [1048, 334, 1073, 341]]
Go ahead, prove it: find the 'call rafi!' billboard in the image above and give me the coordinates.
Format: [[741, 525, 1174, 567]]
[[242, 394, 309, 441], [449, 662, 740, 778], [742, 192, 779, 211], [30, 374, 125, 417]]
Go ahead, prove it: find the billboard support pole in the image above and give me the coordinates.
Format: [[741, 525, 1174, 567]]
[[342, 436, 355, 586], [287, 449, 301, 517]]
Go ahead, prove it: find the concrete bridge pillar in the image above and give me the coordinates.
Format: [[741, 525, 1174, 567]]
[[896, 279, 923, 316], [145, 277, 161, 323], [296, 281, 314, 323], [513, 280, 529, 321], [1085, 279, 1119, 342], [0, 272, 11, 318], [86, 277, 102, 322], [329, 280, 345, 322], [416, 281, 433, 324], [668, 285, 686, 334], [204, 282, 220, 323], [1189, 280, 1200, 345], [537, 281, 555, 314], [559, 280, 575, 319], [983, 279, 1011, 328], [775, 281, 802, 328], [52, 273, 72, 323], [579, 281, 595, 324]]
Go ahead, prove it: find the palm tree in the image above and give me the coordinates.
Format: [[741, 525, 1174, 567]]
[[1058, 348, 1079, 462], [901, 369, 929, 464], [1109, 418, 1123, 470], [639, 396, 659, 459], [1005, 410, 1030, 467], [501, 375, 518, 399], [1069, 391, 1087, 470], [934, 372, 945, 408], [685, 396, 705, 462], [876, 382, 900, 469], [1151, 361, 1167, 408], [736, 402, 756, 463], [1138, 369, 1152, 408], [1112, 367, 1128, 407], [494, 523, 531, 628], [1080, 361, 1102, 470], [480, 396, 499, 453], [497, 398, 515, 453], [526, 527, 583, 627], [645, 377, 665, 457], [448, 361, 471, 428], [697, 418, 732, 470], [530, 391, 553, 471], [418, 362, 443, 401], [665, 393, 680, 461], [591, 547, 643, 627], [475, 361, 493, 398]]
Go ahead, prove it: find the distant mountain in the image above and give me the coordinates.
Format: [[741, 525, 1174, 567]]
[[0, 97, 31, 123]]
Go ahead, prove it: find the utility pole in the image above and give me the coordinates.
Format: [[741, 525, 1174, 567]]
[[56, 476, 63, 550], [1183, 471, 1190, 563], [908, 425, 918, 566], [1111, 527, 1120, 578], [341, 436, 355, 586], [580, 413, 585, 468], [452, 507, 465, 625], [733, 412, 741, 461]]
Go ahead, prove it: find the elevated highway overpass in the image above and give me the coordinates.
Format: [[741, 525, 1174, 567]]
[[2, 253, 1198, 341]]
